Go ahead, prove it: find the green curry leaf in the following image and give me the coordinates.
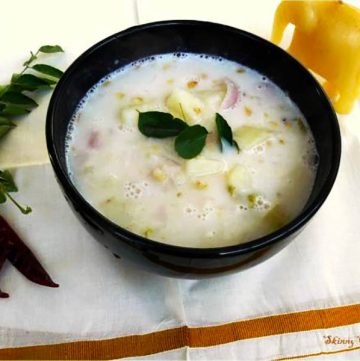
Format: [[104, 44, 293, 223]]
[[175, 125, 208, 159], [215, 112, 239, 152], [138, 111, 188, 138], [0, 105, 31, 116], [12, 74, 52, 91], [0, 92, 38, 108], [32, 64, 64, 79], [0, 170, 18, 193], [38, 45, 64, 53]]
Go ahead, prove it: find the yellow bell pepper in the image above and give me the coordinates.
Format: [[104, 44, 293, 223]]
[[271, 0, 360, 114]]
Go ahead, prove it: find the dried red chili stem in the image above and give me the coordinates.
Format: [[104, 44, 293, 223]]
[[0, 215, 59, 289], [0, 250, 9, 298]]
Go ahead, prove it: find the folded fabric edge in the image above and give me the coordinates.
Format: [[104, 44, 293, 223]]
[[0, 159, 51, 171], [1, 303, 360, 360]]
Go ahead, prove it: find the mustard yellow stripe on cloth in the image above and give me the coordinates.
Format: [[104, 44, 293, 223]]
[[1, 303, 360, 360]]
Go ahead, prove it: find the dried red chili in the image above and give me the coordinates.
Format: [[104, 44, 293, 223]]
[[0, 215, 58, 297], [0, 249, 9, 298]]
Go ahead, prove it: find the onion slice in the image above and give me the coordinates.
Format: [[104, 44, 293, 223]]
[[221, 78, 240, 109]]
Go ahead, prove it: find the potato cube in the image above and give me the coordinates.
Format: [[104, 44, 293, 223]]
[[118, 102, 164, 126], [166, 89, 207, 125], [196, 89, 225, 111], [226, 165, 252, 197], [233, 126, 272, 150], [185, 158, 226, 177]]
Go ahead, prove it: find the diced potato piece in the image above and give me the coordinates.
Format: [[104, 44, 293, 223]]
[[118, 102, 164, 126], [226, 165, 252, 197], [263, 204, 289, 232], [196, 89, 225, 111], [233, 126, 272, 150], [166, 89, 206, 125], [185, 158, 226, 177]]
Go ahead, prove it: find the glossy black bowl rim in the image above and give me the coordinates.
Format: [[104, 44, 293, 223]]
[[46, 19, 341, 259]]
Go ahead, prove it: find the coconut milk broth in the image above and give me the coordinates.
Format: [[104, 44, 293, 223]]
[[66, 54, 318, 248]]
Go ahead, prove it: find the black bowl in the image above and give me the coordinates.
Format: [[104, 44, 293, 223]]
[[46, 20, 341, 278]]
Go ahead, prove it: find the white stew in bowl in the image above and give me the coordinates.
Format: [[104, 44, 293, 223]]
[[66, 53, 318, 248]]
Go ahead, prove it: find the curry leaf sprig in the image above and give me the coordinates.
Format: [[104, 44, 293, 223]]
[[0, 45, 64, 140], [138, 110, 238, 159], [0, 45, 64, 214]]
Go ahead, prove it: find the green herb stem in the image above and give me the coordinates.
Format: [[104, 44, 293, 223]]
[[21, 50, 40, 74], [179, 103, 187, 122], [5, 192, 32, 214]]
